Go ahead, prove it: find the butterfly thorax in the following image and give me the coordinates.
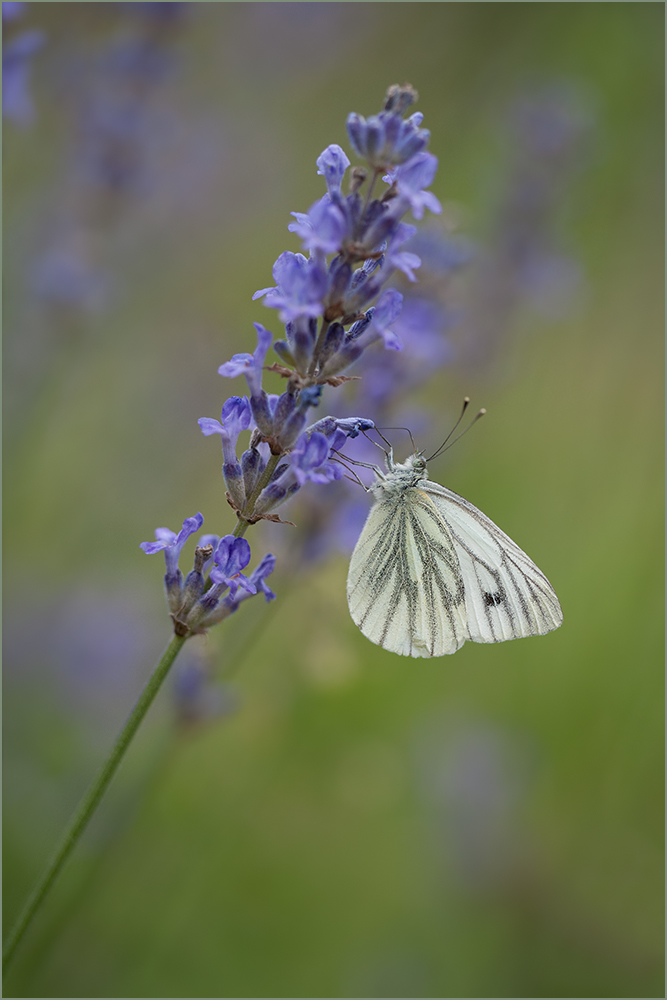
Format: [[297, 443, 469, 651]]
[[370, 453, 428, 502]]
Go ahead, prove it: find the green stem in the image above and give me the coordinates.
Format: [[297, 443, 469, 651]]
[[2, 633, 187, 974]]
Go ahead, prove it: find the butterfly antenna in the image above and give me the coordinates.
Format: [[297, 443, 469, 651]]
[[427, 398, 486, 462]]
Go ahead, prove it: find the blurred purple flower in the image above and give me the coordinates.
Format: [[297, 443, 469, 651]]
[[2, 29, 44, 125], [2, 2, 26, 21], [388, 152, 442, 220]]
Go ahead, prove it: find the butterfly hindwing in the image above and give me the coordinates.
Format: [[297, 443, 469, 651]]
[[420, 480, 563, 643], [347, 489, 468, 657]]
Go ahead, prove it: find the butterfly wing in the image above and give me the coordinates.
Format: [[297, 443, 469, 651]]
[[347, 488, 469, 657], [421, 480, 563, 643]]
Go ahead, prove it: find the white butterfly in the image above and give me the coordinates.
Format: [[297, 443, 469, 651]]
[[347, 451, 563, 657]]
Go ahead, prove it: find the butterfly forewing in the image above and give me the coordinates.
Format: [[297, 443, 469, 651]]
[[347, 487, 468, 657]]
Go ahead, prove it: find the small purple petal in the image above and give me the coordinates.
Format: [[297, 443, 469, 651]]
[[218, 353, 254, 378], [316, 143, 351, 193], [198, 417, 225, 437]]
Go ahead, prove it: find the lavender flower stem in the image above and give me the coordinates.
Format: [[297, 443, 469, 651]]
[[2, 633, 187, 973], [233, 452, 283, 538]]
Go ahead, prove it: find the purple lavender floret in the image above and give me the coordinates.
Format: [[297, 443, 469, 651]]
[[307, 415, 375, 440], [141, 512, 204, 614], [198, 396, 253, 508], [198, 396, 253, 450], [253, 251, 327, 324], [290, 432, 344, 486], [386, 223, 422, 282], [223, 554, 277, 614], [387, 152, 442, 220], [140, 513, 204, 575], [218, 323, 272, 397], [209, 536, 256, 598], [288, 198, 348, 254], [253, 415, 372, 516], [246, 554, 277, 602], [316, 144, 351, 194], [184, 536, 276, 633]]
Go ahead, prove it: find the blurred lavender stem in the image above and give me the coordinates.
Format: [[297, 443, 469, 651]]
[[2, 632, 187, 973]]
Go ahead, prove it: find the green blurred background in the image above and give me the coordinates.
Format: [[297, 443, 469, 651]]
[[3, 3, 663, 998]]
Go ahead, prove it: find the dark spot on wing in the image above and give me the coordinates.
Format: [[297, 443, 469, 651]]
[[484, 591, 504, 607]]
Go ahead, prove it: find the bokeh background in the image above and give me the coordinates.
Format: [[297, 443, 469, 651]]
[[3, 3, 663, 998]]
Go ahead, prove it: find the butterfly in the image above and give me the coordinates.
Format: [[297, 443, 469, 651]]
[[347, 450, 563, 657]]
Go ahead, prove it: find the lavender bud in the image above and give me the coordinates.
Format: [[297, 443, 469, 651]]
[[273, 340, 296, 367], [290, 316, 317, 374], [222, 459, 245, 511], [318, 342, 364, 380], [186, 582, 226, 633], [278, 411, 307, 450], [241, 447, 263, 497], [346, 312, 373, 341], [327, 257, 352, 307], [273, 390, 296, 428], [164, 569, 183, 615], [253, 480, 289, 516], [180, 545, 211, 617], [317, 321, 344, 367], [346, 112, 366, 159], [349, 166, 368, 194], [249, 389, 274, 437], [383, 83, 419, 115]]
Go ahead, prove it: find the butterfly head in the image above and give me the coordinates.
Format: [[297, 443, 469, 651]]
[[408, 452, 427, 475], [386, 451, 428, 480]]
